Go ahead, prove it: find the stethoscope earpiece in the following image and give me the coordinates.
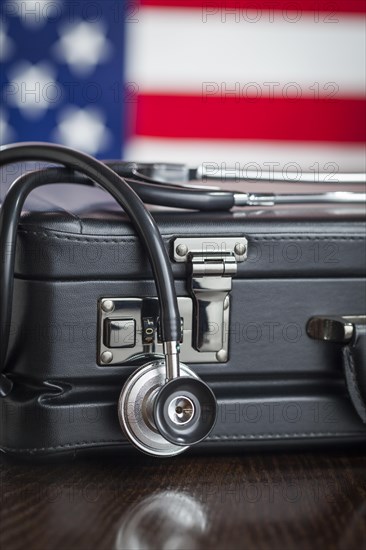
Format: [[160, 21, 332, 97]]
[[118, 360, 217, 456]]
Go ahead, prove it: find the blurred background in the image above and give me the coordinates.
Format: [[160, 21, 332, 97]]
[[1, 0, 365, 171]]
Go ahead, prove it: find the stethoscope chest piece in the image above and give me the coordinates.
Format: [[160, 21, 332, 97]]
[[118, 360, 217, 457], [154, 377, 217, 446]]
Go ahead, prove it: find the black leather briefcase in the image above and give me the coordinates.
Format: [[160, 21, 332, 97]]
[[1, 159, 366, 458]]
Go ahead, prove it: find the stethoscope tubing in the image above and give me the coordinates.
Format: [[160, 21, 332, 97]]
[[0, 145, 182, 396]]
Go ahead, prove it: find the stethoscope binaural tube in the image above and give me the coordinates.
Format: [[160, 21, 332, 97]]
[[105, 163, 366, 209], [105, 161, 366, 186], [196, 165, 366, 184]]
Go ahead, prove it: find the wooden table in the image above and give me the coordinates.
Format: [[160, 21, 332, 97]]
[[1, 450, 365, 550]]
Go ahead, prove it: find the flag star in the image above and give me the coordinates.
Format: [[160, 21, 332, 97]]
[[0, 110, 16, 145], [6, 61, 61, 120], [6, 0, 62, 29], [0, 22, 15, 61], [53, 20, 113, 77], [52, 106, 112, 155]]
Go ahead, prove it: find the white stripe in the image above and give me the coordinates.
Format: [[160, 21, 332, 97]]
[[124, 138, 366, 172], [126, 8, 366, 96]]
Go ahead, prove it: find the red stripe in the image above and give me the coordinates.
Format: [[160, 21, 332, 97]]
[[139, 0, 366, 14], [134, 95, 366, 143]]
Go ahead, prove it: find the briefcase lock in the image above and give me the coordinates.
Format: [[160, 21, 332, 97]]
[[97, 237, 247, 366], [173, 236, 248, 355]]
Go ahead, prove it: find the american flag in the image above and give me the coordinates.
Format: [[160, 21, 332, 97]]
[[1, 0, 365, 172]]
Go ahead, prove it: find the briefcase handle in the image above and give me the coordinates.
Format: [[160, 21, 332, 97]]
[[307, 316, 366, 423]]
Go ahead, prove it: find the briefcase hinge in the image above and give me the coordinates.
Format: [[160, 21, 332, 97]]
[[173, 237, 248, 355]]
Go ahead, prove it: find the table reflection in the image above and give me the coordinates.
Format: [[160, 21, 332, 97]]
[[115, 491, 208, 550]]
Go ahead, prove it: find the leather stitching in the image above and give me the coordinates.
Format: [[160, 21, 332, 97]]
[[16, 230, 366, 244], [207, 432, 366, 441], [2, 432, 365, 452], [0, 440, 124, 452], [18, 232, 140, 243]]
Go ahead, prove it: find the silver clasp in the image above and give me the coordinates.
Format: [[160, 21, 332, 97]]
[[174, 237, 248, 358]]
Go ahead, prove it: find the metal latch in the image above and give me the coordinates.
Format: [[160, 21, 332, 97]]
[[174, 237, 248, 356]]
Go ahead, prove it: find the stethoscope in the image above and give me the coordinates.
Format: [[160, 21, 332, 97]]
[[111, 160, 366, 185], [0, 142, 365, 457], [106, 161, 366, 210]]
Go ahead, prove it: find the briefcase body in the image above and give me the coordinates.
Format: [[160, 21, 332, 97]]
[[1, 174, 366, 457]]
